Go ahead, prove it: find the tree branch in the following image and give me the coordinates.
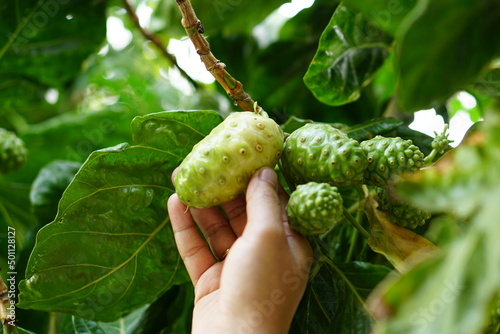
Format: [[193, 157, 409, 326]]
[[175, 0, 261, 112], [122, 0, 199, 89]]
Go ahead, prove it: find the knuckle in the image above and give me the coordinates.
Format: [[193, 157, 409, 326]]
[[203, 220, 228, 239], [182, 244, 205, 261]]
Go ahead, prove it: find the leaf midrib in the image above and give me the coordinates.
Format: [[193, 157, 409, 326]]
[[23, 216, 170, 303]]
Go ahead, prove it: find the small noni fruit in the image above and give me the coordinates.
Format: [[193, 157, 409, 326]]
[[175, 111, 284, 208], [361, 136, 424, 186], [377, 186, 431, 229], [0, 128, 27, 174], [280, 123, 367, 186], [286, 182, 344, 236], [431, 125, 453, 154]]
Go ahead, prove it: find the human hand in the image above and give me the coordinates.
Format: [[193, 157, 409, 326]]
[[167, 167, 313, 334]]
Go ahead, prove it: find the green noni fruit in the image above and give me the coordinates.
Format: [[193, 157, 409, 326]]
[[431, 125, 453, 154], [377, 186, 431, 229], [361, 136, 424, 186], [175, 111, 284, 208], [0, 128, 27, 174], [286, 182, 344, 236], [280, 123, 367, 186]]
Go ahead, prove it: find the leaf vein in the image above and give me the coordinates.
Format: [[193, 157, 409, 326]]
[[26, 217, 170, 303]]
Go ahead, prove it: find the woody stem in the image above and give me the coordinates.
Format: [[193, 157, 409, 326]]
[[175, 0, 260, 112]]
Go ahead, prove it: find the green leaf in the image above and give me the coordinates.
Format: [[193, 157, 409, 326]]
[[18, 143, 185, 321], [345, 117, 403, 142], [30, 160, 82, 226], [291, 260, 386, 334], [280, 116, 402, 142], [396, 0, 500, 110], [371, 51, 398, 108], [131, 110, 223, 153], [0, 79, 57, 122], [0, 0, 106, 119], [132, 283, 194, 334], [59, 305, 148, 334], [471, 67, 500, 99], [228, 1, 362, 124], [280, 116, 314, 134], [9, 109, 137, 183], [343, 0, 418, 36], [304, 3, 391, 107], [396, 126, 433, 156], [0, 0, 106, 88], [195, 0, 287, 35], [336, 261, 391, 299], [18, 110, 222, 321], [0, 181, 35, 251]]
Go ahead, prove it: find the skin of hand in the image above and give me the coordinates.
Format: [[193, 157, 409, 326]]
[[167, 167, 313, 334]]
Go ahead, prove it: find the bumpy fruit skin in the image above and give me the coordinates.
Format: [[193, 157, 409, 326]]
[[286, 182, 344, 236], [377, 187, 431, 229], [431, 128, 453, 154], [175, 111, 284, 208], [0, 128, 27, 174], [361, 136, 424, 186], [280, 123, 367, 187]]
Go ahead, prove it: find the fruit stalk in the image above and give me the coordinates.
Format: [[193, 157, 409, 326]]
[[343, 207, 370, 239], [175, 0, 260, 112]]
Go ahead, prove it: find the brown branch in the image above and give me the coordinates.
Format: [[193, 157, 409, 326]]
[[175, 0, 261, 112], [122, 0, 199, 89]]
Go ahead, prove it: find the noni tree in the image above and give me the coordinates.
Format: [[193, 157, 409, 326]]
[[1, 0, 499, 333]]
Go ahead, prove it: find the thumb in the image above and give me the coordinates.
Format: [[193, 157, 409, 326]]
[[244, 167, 285, 238]]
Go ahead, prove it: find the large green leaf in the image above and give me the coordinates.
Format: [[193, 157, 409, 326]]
[[291, 260, 390, 334], [396, 0, 500, 110], [304, 3, 391, 107], [0, 109, 137, 283], [343, 0, 417, 36], [249, 0, 358, 123], [17, 110, 222, 321]]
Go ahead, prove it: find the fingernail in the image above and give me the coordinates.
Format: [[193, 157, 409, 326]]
[[258, 167, 277, 187]]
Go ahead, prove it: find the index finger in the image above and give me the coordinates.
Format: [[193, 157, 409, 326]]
[[167, 194, 216, 285]]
